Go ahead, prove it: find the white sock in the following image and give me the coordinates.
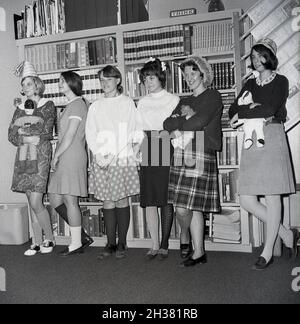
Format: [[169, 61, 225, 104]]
[[69, 227, 82, 252]]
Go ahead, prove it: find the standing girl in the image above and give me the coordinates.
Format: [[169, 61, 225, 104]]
[[164, 56, 223, 267], [137, 58, 179, 260], [229, 39, 298, 270], [9, 61, 55, 256], [48, 71, 93, 257], [86, 66, 140, 259]]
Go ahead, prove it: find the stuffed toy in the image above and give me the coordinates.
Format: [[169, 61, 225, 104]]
[[233, 91, 265, 150], [13, 99, 44, 174]]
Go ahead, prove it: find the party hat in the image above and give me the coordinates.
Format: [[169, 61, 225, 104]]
[[14, 61, 38, 80]]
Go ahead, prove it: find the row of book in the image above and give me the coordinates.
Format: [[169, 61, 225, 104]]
[[44, 194, 100, 204], [212, 209, 241, 244], [131, 204, 210, 240], [25, 36, 117, 73], [14, 0, 66, 39], [47, 205, 106, 237], [219, 170, 239, 205], [218, 132, 239, 166], [39, 69, 102, 105], [192, 21, 233, 54], [126, 60, 236, 99], [124, 25, 192, 63]]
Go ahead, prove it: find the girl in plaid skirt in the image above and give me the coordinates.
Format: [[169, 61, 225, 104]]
[[164, 56, 223, 267]]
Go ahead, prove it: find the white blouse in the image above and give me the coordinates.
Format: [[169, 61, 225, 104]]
[[137, 90, 180, 131], [85, 94, 140, 158]]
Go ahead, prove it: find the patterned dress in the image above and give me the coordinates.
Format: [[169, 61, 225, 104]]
[[8, 99, 56, 194]]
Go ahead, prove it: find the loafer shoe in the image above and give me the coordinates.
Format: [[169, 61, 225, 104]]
[[59, 246, 84, 257], [252, 256, 274, 271], [180, 254, 207, 267]]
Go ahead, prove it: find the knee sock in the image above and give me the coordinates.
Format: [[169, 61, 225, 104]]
[[36, 208, 54, 242], [160, 205, 174, 250], [69, 226, 82, 252], [55, 204, 91, 242], [31, 221, 43, 246], [116, 207, 130, 247], [103, 209, 117, 246]]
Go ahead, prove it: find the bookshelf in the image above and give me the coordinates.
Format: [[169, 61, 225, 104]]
[[16, 9, 252, 253]]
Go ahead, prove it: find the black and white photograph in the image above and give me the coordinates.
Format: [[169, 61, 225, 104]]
[[0, 0, 299, 308]]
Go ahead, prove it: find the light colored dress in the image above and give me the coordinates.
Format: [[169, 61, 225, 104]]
[[48, 97, 88, 197]]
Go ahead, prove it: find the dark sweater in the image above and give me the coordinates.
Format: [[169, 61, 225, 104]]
[[229, 74, 289, 122], [163, 89, 223, 151]]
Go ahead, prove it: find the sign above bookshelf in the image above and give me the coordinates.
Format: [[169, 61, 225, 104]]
[[170, 8, 197, 18]]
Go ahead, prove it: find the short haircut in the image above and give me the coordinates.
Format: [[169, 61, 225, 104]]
[[61, 71, 83, 96], [140, 58, 168, 89], [21, 76, 45, 97], [250, 44, 279, 71], [98, 65, 124, 94]]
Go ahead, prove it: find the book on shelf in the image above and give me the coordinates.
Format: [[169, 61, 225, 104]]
[[25, 36, 117, 73], [192, 20, 233, 54], [219, 170, 239, 205], [124, 24, 190, 63], [14, 0, 66, 40], [126, 60, 235, 99], [218, 132, 239, 167], [39, 68, 102, 106]]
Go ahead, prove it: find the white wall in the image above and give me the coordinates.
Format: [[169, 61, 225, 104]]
[[149, 0, 258, 20], [0, 0, 28, 203]]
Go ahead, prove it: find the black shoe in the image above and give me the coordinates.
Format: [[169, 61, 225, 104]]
[[81, 231, 94, 250], [116, 243, 127, 259], [180, 243, 193, 259], [59, 246, 84, 257], [252, 256, 274, 271], [180, 254, 207, 267], [287, 228, 299, 259], [97, 244, 117, 260]]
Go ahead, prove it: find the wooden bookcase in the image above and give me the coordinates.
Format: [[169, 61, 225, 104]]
[[16, 9, 252, 253]]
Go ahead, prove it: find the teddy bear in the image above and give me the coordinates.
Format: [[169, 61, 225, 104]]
[[233, 91, 265, 150], [13, 98, 44, 174]]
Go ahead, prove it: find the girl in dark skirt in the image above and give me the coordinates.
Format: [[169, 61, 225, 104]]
[[137, 58, 179, 260], [229, 38, 298, 270], [164, 56, 223, 267]]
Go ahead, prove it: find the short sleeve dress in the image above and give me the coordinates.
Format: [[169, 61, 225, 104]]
[[8, 99, 56, 193], [48, 98, 88, 197]]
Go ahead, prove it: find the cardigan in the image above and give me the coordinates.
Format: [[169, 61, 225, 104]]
[[163, 89, 223, 151], [229, 74, 289, 122]]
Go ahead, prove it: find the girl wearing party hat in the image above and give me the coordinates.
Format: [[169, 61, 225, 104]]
[[9, 61, 56, 256]]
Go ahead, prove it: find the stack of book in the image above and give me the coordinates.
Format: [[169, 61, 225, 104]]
[[14, 0, 66, 39], [192, 20, 233, 54], [25, 36, 117, 73], [218, 132, 239, 166], [124, 24, 192, 63], [212, 209, 241, 244], [219, 170, 239, 205]]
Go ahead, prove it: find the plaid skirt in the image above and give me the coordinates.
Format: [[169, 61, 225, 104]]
[[168, 148, 220, 212]]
